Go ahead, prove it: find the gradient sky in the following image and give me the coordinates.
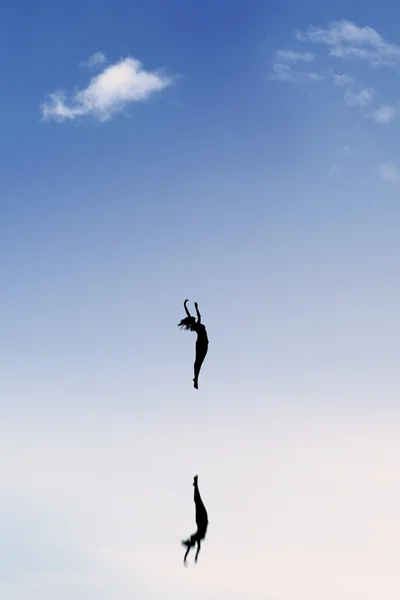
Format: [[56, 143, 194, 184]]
[[1, 0, 400, 598]]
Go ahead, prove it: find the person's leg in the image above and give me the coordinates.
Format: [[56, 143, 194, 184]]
[[194, 481, 202, 507], [194, 484, 208, 529], [193, 357, 202, 388], [195, 539, 201, 562], [193, 344, 207, 388]]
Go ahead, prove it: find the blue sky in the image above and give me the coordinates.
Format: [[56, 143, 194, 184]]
[[1, 1, 400, 598]]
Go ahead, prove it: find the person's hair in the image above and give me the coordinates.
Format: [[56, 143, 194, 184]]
[[178, 316, 196, 330], [182, 535, 196, 548]]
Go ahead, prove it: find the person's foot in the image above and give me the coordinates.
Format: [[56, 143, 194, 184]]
[[193, 379, 198, 389]]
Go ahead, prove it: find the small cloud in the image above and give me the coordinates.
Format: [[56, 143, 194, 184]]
[[268, 62, 323, 83], [344, 87, 374, 107], [328, 165, 341, 176], [370, 104, 396, 124], [41, 56, 173, 123], [331, 72, 375, 110], [332, 73, 353, 86], [81, 51, 107, 69], [376, 162, 399, 181], [274, 49, 315, 63], [269, 21, 400, 127], [341, 145, 354, 156], [296, 20, 400, 69]]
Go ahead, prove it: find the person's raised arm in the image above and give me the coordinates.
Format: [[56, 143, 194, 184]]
[[194, 302, 201, 323], [184, 298, 192, 318], [183, 543, 191, 565]]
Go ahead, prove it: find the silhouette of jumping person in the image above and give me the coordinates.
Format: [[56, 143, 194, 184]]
[[181, 475, 209, 565], [178, 299, 209, 389]]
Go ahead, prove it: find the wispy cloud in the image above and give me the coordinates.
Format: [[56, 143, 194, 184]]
[[370, 104, 397, 124], [274, 49, 315, 64], [344, 87, 375, 107], [376, 162, 399, 181], [296, 20, 400, 69], [328, 165, 341, 177], [80, 51, 107, 69], [341, 145, 354, 156], [267, 62, 323, 84], [332, 73, 353, 87], [41, 56, 173, 123], [268, 48, 321, 83], [331, 72, 375, 110], [268, 21, 400, 128]]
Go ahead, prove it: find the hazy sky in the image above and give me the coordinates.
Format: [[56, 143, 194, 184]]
[[1, 1, 400, 598]]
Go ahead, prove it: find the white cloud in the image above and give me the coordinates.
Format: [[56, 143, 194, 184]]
[[274, 49, 315, 63], [296, 20, 400, 69], [370, 104, 397, 124], [267, 62, 323, 83], [331, 72, 375, 110], [41, 56, 172, 122], [344, 87, 374, 107], [376, 162, 399, 181], [268, 21, 399, 127], [341, 145, 354, 155], [332, 73, 353, 86], [328, 165, 341, 176], [81, 51, 107, 69]]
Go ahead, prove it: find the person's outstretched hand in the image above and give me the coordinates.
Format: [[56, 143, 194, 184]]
[[184, 298, 189, 303]]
